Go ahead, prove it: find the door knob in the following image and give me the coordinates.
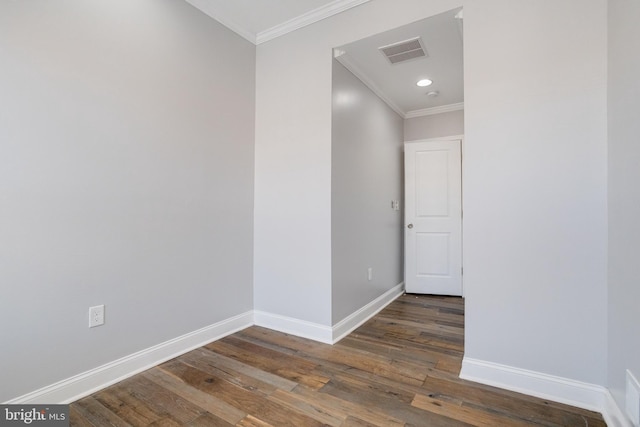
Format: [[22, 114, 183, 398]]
[[407, 224, 413, 229]]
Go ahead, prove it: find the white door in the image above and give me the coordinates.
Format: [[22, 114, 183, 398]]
[[405, 139, 462, 295]]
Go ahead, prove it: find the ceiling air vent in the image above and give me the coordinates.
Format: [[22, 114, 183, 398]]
[[379, 37, 427, 65]]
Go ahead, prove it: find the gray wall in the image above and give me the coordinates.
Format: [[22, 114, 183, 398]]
[[331, 60, 404, 324], [607, 0, 640, 415], [404, 110, 464, 141], [463, 0, 608, 384], [0, 0, 255, 402]]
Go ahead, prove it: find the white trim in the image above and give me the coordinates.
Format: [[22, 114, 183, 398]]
[[7, 305, 632, 427], [257, 0, 372, 44], [332, 282, 405, 343], [405, 102, 465, 118], [254, 284, 405, 345], [253, 311, 334, 344], [335, 53, 406, 118], [460, 357, 634, 427], [5, 311, 253, 404], [627, 370, 640, 426], [4, 286, 406, 404], [405, 135, 465, 145], [184, 0, 256, 44], [460, 357, 604, 411], [604, 389, 635, 427], [186, 0, 372, 45]]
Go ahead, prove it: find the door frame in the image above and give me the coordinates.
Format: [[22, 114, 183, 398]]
[[404, 134, 465, 297]]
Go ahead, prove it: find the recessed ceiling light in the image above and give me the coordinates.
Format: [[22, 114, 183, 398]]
[[417, 79, 433, 87]]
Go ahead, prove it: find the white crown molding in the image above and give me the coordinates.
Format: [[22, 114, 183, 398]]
[[185, 0, 256, 44], [335, 52, 406, 118], [5, 312, 253, 404], [405, 102, 465, 118], [187, 0, 372, 45], [460, 357, 633, 427], [257, 0, 372, 44]]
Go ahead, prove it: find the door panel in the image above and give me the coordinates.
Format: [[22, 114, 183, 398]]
[[416, 150, 450, 217], [416, 232, 450, 276], [405, 139, 462, 295]]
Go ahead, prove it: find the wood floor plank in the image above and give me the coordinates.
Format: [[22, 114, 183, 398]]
[[159, 359, 328, 427], [68, 406, 96, 427], [412, 393, 536, 427], [371, 316, 465, 338], [117, 376, 206, 425], [147, 418, 184, 427], [72, 396, 132, 427], [181, 411, 233, 427], [290, 385, 406, 427], [177, 349, 287, 397], [236, 414, 275, 427], [340, 416, 381, 427], [353, 324, 464, 357], [267, 388, 345, 426], [93, 382, 164, 426], [236, 327, 427, 387], [142, 367, 246, 425], [179, 347, 298, 392], [206, 338, 329, 389], [338, 334, 440, 367], [69, 294, 606, 427], [319, 371, 472, 427]]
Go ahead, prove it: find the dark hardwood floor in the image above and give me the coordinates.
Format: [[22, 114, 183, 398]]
[[70, 294, 606, 426]]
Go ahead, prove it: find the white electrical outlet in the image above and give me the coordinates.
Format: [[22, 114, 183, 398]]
[[627, 370, 640, 426], [89, 305, 105, 328], [367, 267, 373, 281]]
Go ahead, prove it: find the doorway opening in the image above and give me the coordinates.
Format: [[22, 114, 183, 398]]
[[330, 8, 465, 324]]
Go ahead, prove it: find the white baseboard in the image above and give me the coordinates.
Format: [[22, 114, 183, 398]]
[[6, 286, 405, 405], [254, 283, 405, 345], [253, 310, 334, 344], [332, 282, 404, 343], [5, 311, 253, 405], [604, 389, 635, 427], [7, 302, 632, 427], [460, 357, 633, 427]]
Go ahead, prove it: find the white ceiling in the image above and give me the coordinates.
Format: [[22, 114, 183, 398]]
[[335, 8, 464, 118], [185, 0, 463, 118]]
